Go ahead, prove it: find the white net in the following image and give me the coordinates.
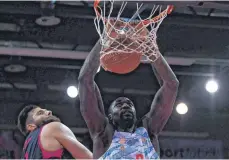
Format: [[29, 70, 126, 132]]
[[94, 0, 173, 62]]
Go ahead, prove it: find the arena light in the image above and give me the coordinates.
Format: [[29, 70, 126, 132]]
[[205, 79, 218, 93], [176, 103, 188, 115], [67, 86, 78, 98]]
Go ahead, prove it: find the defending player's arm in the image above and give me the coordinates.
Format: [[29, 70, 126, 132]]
[[145, 48, 179, 135], [78, 41, 107, 137], [51, 122, 92, 159]]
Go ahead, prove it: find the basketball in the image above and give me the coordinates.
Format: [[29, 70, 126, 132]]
[[99, 20, 148, 74], [100, 50, 142, 74]]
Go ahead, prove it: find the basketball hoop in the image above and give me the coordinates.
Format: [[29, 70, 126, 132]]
[[94, 0, 173, 74]]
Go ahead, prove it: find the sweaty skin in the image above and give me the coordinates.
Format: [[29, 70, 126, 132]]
[[78, 41, 179, 158]]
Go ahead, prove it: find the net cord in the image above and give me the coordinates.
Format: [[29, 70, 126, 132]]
[[94, 0, 172, 62]]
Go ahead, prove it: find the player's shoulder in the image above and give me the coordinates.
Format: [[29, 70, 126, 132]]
[[43, 122, 66, 131], [42, 122, 71, 138]]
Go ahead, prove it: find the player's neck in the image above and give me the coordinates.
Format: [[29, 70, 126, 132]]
[[116, 124, 135, 133]]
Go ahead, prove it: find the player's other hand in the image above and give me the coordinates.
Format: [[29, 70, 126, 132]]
[[142, 39, 160, 62]]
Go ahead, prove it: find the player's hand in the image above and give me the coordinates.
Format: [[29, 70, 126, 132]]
[[142, 39, 161, 62]]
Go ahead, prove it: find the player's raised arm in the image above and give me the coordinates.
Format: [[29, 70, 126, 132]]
[[78, 41, 107, 137], [151, 65, 163, 86], [144, 46, 179, 135]]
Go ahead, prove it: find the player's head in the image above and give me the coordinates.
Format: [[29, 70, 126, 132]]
[[108, 97, 137, 131], [17, 104, 60, 136]]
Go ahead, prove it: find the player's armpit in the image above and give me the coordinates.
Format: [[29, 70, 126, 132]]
[[51, 122, 93, 159]]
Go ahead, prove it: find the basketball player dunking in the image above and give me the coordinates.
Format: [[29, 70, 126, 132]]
[[17, 105, 92, 159], [78, 39, 179, 159]]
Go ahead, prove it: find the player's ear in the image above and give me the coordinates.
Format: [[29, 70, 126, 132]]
[[26, 124, 37, 132], [108, 114, 112, 123]]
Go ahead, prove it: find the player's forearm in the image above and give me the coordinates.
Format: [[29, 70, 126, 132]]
[[151, 65, 163, 86], [150, 51, 179, 86], [78, 40, 101, 80]]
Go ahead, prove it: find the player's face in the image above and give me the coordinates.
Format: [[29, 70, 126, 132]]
[[110, 97, 136, 126], [26, 107, 60, 132]]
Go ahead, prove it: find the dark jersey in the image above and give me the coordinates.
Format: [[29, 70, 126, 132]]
[[21, 125, 73, 159]]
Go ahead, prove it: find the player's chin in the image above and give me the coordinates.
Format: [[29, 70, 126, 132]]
[[121, 114, 134, 120]]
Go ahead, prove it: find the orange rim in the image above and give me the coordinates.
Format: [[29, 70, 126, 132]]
[[143, 5, 174, 25], [94, 0, 173, 25], [94, 0, 101, 16], [167, 5, 174, 14]]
